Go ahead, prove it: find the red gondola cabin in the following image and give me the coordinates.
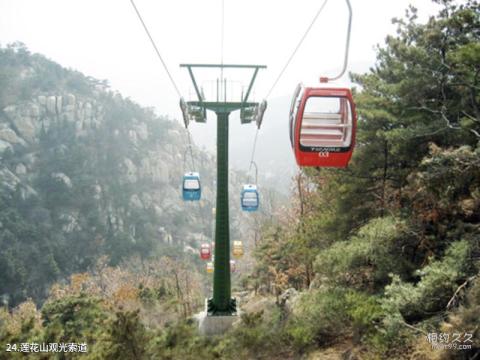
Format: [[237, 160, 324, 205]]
[[200, 243, 211, 260], [290, 85, 356, 167]]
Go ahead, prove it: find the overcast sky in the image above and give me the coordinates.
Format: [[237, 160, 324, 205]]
[[1, 0, 442, 152]]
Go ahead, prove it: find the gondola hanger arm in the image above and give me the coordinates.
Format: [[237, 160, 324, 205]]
[[321, 0, 352, 83]]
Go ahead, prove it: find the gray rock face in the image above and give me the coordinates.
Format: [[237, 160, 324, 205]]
[[0, 127, 24, 145], [139, 156, 169, 184], [65, 94, 76, 106], [12, 116, 36, 143], [153, 205, 163, 217], [130, 194, 143, 209], [23, 153, 37, 167], [38, 95, 47, 106], [133, 122, 148, 141], [0, 139, 11, 152], [3, 102, 43, 143], [0, 168, 21, 191], [55, 96, 63, 115], [29, 104, 40, 117], [15, 163, 27, 175], [63, 106, 76, 123], [159, 185, 182, 212], [93, 184, 102, 200], [279, 288, 298, 311], [107, 207, 125, 232], [52, 172, 73, 188], [140, 193, 153, 208], [128, 129, 138, 144], [122, 158, 137, 183], [46, 96, 57, 115], [157, 226, 173, 244], [20, 185, 37, 200], [59, 213, 81, 233], [84, 102, 92, 118], [1, 94, 106, 144]]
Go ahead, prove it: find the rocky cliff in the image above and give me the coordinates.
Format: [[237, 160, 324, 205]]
[[0, 43, 252, 306]]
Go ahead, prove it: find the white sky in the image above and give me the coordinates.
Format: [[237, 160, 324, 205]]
[[0, 0, 441, 152]]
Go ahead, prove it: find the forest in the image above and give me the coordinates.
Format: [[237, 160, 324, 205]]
[[0, 0, 479, 359]]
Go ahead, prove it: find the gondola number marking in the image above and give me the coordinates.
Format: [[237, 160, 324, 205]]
[[319, 152, 330, 157]]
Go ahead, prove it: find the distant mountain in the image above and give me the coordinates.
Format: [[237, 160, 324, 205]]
[[0, 43, 257, 306]]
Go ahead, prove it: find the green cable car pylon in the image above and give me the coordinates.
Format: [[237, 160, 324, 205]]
[[180, 64, 266, 315]]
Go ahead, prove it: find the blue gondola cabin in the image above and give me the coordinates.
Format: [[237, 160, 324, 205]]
[[241, 184, 259, 211], [182, 172, 201, 201]]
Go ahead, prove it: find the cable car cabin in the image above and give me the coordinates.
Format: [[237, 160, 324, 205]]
[[200, 243, 211, 260], [241, 184, 259, 211], [290, 86, 356, 168], [232, 240, 244, 258], [230, 260, 236, 273], [206, 262, 214, 273], [182, 172, 201, 201]]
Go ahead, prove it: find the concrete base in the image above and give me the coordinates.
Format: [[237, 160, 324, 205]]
[[194, 299, 238, 336], [196, 311, 237, 336]]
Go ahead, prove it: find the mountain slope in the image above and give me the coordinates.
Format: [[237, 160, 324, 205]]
[[0, 43, 225, 306]]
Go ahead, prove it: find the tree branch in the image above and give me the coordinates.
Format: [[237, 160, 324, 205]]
[[401, 320, 428, 335], [446, 275, 477, 310]]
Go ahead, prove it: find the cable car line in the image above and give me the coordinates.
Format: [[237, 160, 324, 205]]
[[186, 130, 197, 170], [182, 137, 210, 258], [264, 0, 329, 100], [248, 161, 258, 185], [183, 147, 192, 173], [248, 129, 259, 174], [184, 133, 210, 247], [129, 0, 183, 98]]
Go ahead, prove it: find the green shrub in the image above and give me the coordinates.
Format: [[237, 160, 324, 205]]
[[315, 217, 414, 289], [286, 288, 351, 350], [346, 292, 385, 343], [150, 321, 219, 360], [41, 294, 107, 345], [96, 309, 149, 360], [382, 240, 472, 321], [216, 308, 288, 359]]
